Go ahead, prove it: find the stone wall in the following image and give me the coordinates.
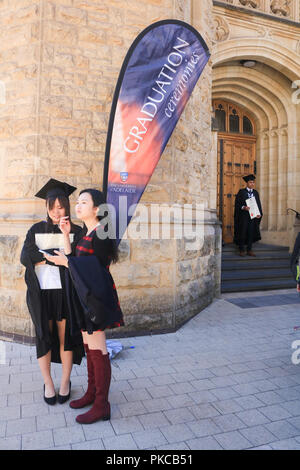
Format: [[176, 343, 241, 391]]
[[0, 0, 220, 341]]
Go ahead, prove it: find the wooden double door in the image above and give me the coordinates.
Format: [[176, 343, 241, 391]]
[[217, 134, 256, 244]]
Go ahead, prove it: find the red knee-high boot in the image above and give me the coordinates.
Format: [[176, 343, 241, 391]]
[[70, 344, 96, 409], [76, 349, 111, 424]]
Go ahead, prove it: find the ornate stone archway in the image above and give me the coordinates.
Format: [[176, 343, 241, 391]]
[[212, 35, 300, 247]]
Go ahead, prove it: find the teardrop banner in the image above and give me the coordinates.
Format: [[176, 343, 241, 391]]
[[102, 19, 210, 244]]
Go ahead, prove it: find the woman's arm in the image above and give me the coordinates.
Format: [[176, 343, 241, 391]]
[[59, 216, 72, 255]]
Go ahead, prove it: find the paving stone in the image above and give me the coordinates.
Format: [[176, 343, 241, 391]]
[[213, 399, 243, 414], [111, 416, 144, 434], [103, 433, 138, 450], [72, 439, 105, 450], [37, 413, 66, 431], [166, 393, 195, 408], [259, 404, 293, 421], [239, 425, 277, 447], [22, 430, 54, 450], [214, 430, 252, 450], [163, 407, 196, 425], [281, 400, 300, 417], [186, 436, 223, 450], [190, 379, 215, 391], [251, 380, 279, 392], [157, 442, 190, 450], [254, 391, 284, 405], [7, 392, 34, 406], [123, 388, 152, 402], [118, 400, 147, 418], [6, 416, 36, 436], [21, 402, 49, 418], [0, 405, 21, 421], [234, 395, 265, 410], [160, 423, 195, 444], [188, 390, 216, 405], [264, 420, 300, 440], [236, 409, 270, 427], [146, 385, 173, 399], [187, 418, 221, 437], [110, 380, 132, 392], [142, 398, 173, 413], [131, 429, 168, 449], [188, 404, 220, 420], [212, 413, 246, 432], [82, 420, 116, 440], [53, 425, 85, 446], [210, 387, 240, 401], [269, 438, 300, 450], [0, 436, 21, 450]]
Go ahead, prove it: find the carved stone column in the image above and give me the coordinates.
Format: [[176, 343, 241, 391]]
[[277, 128, 288, 231], [259, 132, 270, 231], [268, 130, 279, 231]]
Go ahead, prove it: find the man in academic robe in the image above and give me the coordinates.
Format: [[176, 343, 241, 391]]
[[234, 174, 263, 256]]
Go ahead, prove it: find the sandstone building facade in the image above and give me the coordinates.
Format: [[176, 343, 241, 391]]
[[0, 0, 299, 342]]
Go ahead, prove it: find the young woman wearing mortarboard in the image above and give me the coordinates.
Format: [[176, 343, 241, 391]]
[[44, 188, 124, 424], [20, 179, 85, 405]]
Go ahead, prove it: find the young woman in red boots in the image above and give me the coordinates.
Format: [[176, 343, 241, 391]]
[[44, 188, 124, 424]]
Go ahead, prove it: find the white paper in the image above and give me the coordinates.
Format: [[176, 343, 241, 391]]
[[35, 233, 74, 250], [246, 197, 261, 219], [35, 264, 62, 290]]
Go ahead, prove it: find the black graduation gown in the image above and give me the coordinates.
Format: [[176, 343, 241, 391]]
[[65, 228, 124, 335], [290, 232, 300, 284], [234, 188, 263, 247], [20, 221, 85, 364]]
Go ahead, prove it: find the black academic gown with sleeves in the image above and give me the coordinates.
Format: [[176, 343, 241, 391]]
[[20, 221, 85, 363], [65, 227, 124, 335], [234, 188, 263, 247]]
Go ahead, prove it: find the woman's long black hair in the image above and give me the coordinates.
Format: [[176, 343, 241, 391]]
[[79, 188, 119, 263]]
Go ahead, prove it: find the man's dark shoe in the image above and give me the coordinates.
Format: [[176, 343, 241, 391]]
[[239, 251, 246, 257], [247, 251, 256, 257]]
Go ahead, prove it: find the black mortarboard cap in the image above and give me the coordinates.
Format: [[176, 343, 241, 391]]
[[243, 174, 256, 183], [35, 178, 77, 200]]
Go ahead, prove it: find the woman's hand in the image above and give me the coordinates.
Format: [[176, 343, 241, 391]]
[[44, 250, 69, 268], [35, 261, 46, 266], [59, 216, 71, 236]]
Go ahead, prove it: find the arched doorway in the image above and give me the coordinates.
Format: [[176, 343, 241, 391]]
[[212, 37, 300, 248], [214, 100, 256, 244]]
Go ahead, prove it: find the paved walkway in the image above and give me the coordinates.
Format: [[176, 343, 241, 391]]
[[1, 288, 300, 450]]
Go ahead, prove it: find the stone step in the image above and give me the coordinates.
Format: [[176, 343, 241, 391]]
[[222, 252, 291, 262], [221, 267, 292, 281], [222, 259, 290, 271], [221, 277, 296, 293], [222, 243, 289, 252]]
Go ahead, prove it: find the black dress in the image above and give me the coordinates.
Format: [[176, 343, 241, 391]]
[[20, 221, 85, 364], [67, 226, 124, 335]]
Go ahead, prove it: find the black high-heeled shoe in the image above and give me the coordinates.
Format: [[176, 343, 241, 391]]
[[43, 385, 56, 406], [58, 381, 71, 404]]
